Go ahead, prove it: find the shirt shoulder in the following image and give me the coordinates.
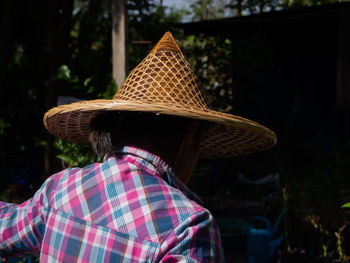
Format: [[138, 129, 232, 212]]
[[39, 155, 208, 242]]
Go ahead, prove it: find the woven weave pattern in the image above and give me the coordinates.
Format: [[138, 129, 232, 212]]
[[201, 124, 275, 157], [115, 49, 209, 110]]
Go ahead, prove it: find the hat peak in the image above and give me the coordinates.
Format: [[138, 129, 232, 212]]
[[152, 31, 181, 52]]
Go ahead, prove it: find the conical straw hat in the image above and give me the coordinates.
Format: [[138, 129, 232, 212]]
[[44, 32, 277, 158]]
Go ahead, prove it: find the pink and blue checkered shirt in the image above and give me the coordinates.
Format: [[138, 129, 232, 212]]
[[0, 146, 224, 262]]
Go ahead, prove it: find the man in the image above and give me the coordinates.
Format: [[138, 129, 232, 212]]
[[0, 32, 276, 262]]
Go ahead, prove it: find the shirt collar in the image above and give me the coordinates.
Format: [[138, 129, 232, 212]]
[[104, 145, 202, 204]]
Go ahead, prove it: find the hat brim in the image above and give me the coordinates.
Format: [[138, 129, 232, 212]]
[[44, 99, 277, 158]]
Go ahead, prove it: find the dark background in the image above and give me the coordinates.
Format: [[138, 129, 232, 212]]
[[1, 0, 350, 262]]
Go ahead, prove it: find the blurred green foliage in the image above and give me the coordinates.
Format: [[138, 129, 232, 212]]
[[182, 35, 233, 112], [279, 139, 350, 260], [53, 138, 100, 168]]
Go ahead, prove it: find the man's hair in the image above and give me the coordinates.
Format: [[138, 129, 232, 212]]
[[89, 111, 193, 156]]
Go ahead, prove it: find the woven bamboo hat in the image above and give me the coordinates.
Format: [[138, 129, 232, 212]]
[[44, 32, 277, 158]]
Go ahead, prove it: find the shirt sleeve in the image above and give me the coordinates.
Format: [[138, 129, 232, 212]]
[[0, 184, 48, 257], [158, 209, 225, 263]]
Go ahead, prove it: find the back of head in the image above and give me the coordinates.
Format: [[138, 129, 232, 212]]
[[89, 111, 192, 158]]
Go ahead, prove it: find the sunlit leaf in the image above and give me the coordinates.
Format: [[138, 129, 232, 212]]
[[341, 203, 350, 208], [56, 65, 71, 80]]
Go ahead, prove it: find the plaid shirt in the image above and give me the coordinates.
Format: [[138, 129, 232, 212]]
[[0, 146, 224, 262]]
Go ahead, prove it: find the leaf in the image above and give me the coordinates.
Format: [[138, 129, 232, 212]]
[[0, 118, 10, 135], [341, 203, 350, 208], [56, 154, 74, 165], [87, 86, 95, 94], [56, 65, 71, 80], [84, 77, 92, 87]]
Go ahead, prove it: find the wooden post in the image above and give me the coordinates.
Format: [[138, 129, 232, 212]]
[[336, 9, 350, 137], [112, 0, 127, 88], [337, 9, 350, 111]]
